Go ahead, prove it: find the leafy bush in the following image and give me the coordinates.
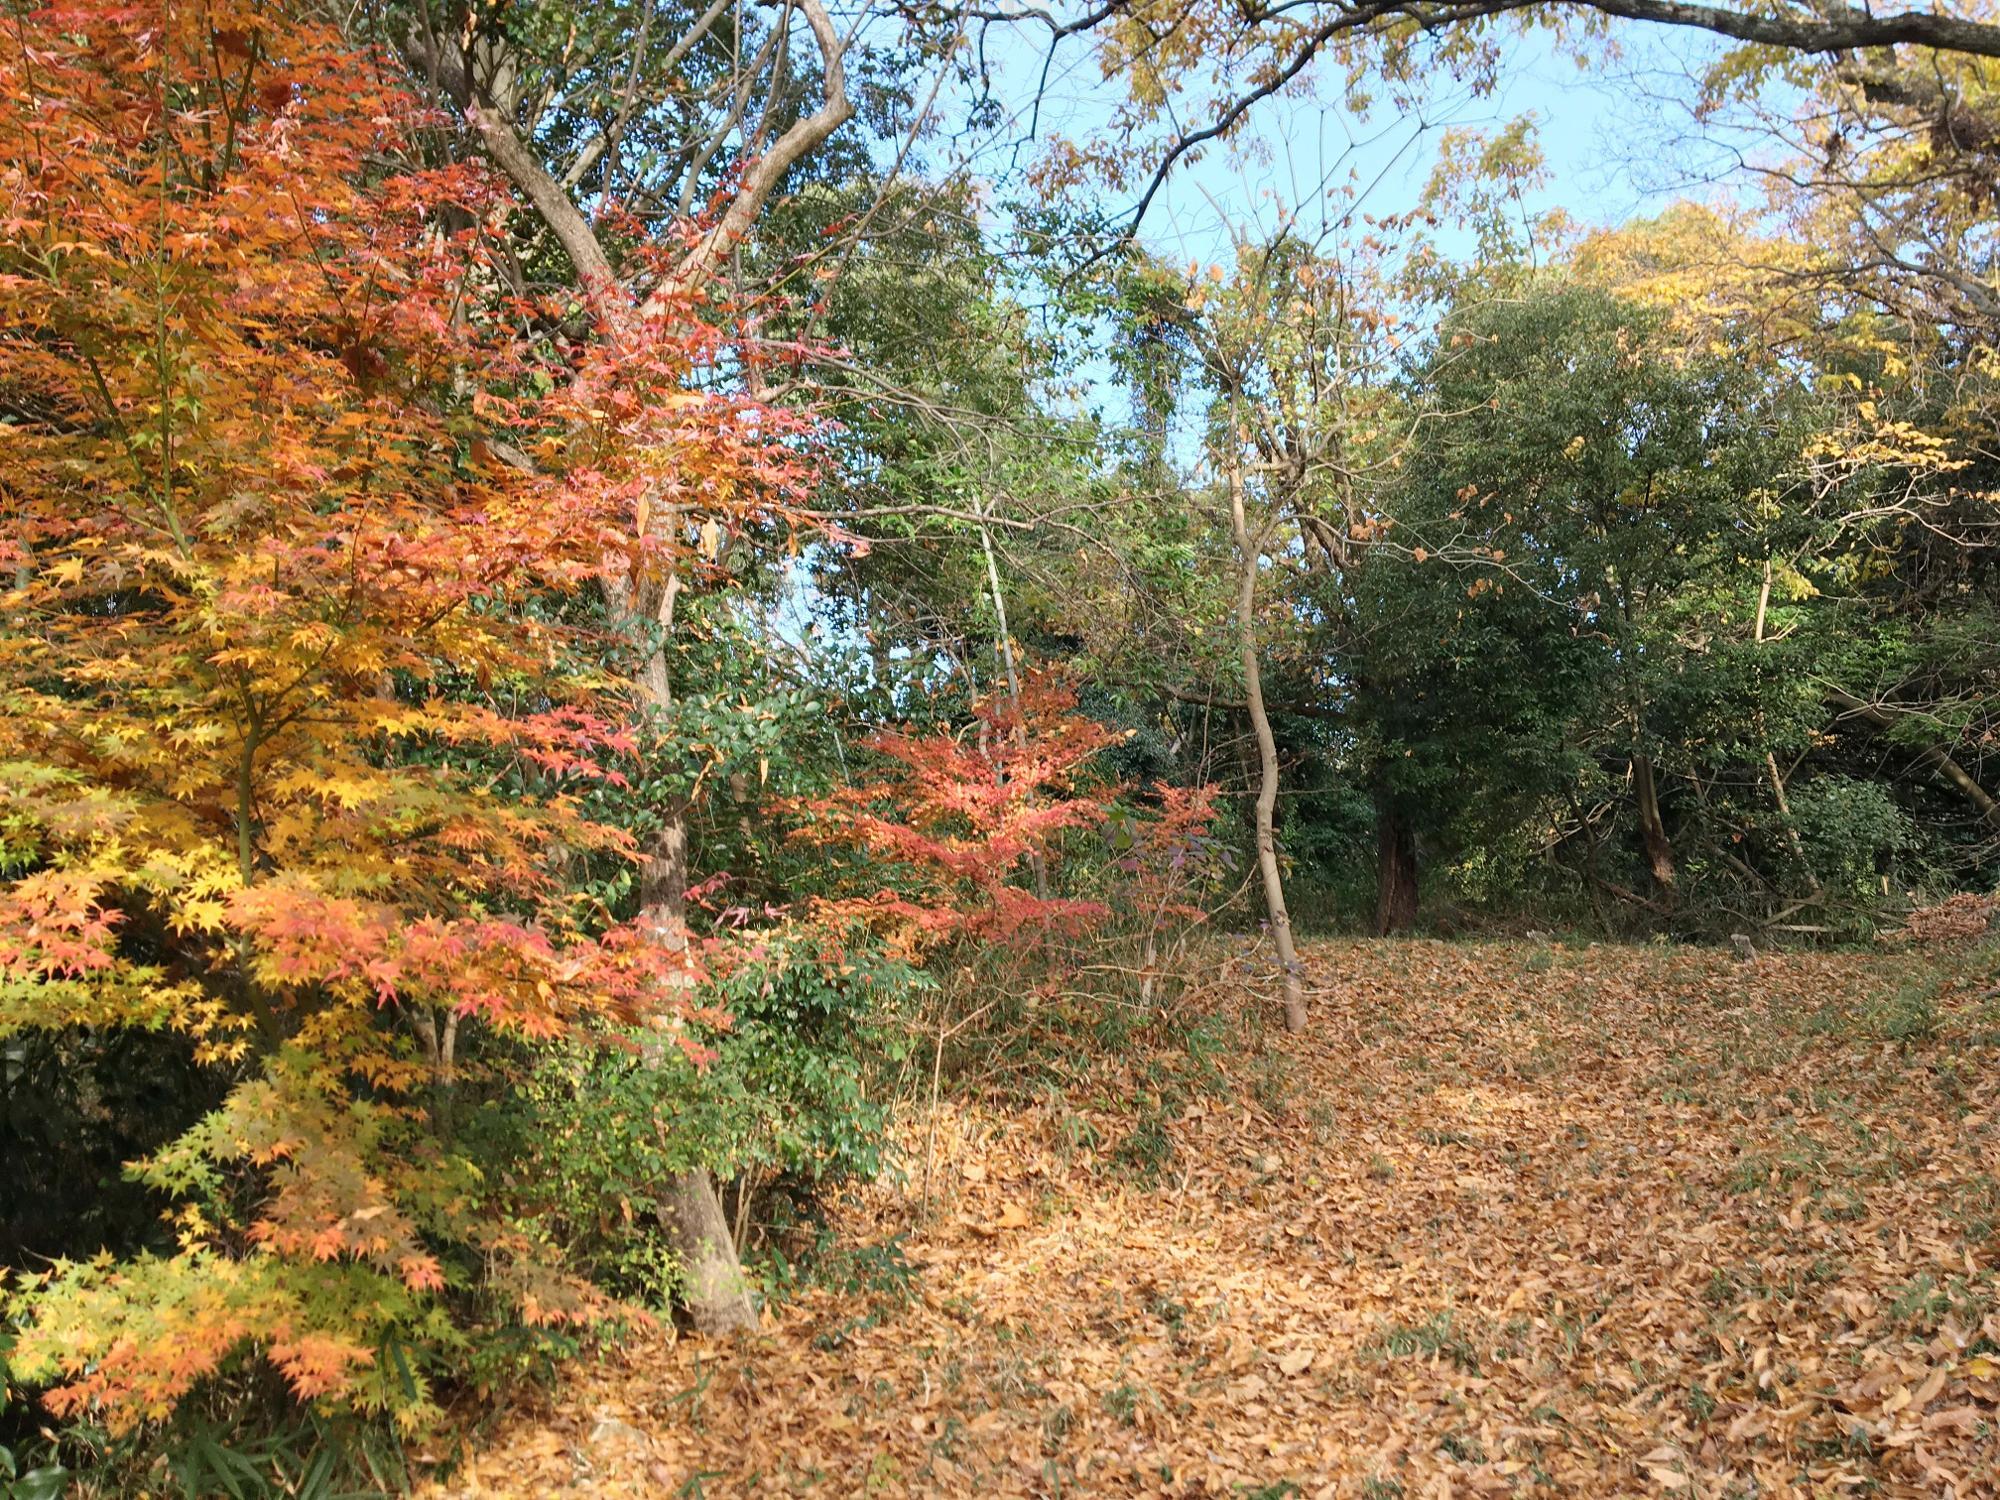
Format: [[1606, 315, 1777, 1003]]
[[1790, 776, 1912, 903], [497, 935, 921, 1305], [0, 1443, 65, 1500]]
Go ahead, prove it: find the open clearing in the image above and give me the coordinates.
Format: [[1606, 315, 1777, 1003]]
[[430, 941, 2000, 1497]]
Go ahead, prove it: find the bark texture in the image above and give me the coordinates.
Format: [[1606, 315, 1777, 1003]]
[[663, 1168, 757, 1336], [1632, 752, 1678, 891], [1372, 793, 1419, 936]]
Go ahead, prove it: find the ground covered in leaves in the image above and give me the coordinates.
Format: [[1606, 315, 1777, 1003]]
[[428, 940, 2000, 1496]]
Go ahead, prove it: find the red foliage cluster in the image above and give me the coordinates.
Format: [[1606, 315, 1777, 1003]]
[[789, 673, 1124, 957]]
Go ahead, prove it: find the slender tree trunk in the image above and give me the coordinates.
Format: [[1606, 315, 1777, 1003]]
[[1372, 790, 1418, 936], [1755, 561, 1818, 893], [975, 495, 1049, 901], [1616, 585, 1675, 896], [1631, 751, 1677, 891], [1226, 437, 1306, 1033]]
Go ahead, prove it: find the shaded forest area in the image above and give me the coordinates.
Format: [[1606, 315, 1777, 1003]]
[[2, 0, 1998, 1494]]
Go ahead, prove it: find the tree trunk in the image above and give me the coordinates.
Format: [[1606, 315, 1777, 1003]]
[[1755, 561, 1819, 893], [1631, 752, 1677, 891], [1372, 792, 1418, 936], [662, 1164, 757, 1337], [1226, 435, 1306, 1033], [616, 559, 758, 1338], [413, 13, 856, 1344], [975, 496, 1049, 901]]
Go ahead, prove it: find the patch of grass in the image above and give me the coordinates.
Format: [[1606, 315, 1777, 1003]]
[[1178, 1014, 1231, 1092], [1517, 1041, 1567, 1079], [1040, 1401, 1074, 1453], [1367, 1312, 1482, 1372], [1950, 1175, 2000, 1244], [1703, 1266, 1745, 1307], [1045, 1086, 1104, 1163], [1113, 1098, 1178, 1184], [1102, 1381, 1146, 1426], [1722, 1154, 1768, 1195], [1866, 981, 1942, 1045], [1888, 1273, 1991, 1335], [806, 1239, 919, 1350], [1148, 1292, 1191, 1341], [864, 1450, 902, 1494], [1802, 1423, 1880, 1467], [824, 1235, 920, 1302], [1889, 1274, 1950, 1331], [1439, 1428, 1486, 1463], [1724, 1130, 1827, 1196], [1308, 1101, 1341, 1146], [1248, 1043, 1295, 1112]]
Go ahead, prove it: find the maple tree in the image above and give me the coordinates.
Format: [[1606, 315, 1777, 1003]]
[[399, 0, 875, 1341], [0, 0, 798, 1435], [788, 670, 1233, 1026]]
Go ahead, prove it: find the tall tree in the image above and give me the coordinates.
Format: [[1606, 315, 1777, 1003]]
[[1222, 416, 1309, 1031], [398, 0, 868, 1333]]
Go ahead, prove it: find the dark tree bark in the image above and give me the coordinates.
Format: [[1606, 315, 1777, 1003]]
[[1372, 792, 1418, 937], [1631, 752, 1678, 892]]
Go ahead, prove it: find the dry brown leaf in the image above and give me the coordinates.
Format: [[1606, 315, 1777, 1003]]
[[417, 941, 2000, 1500]]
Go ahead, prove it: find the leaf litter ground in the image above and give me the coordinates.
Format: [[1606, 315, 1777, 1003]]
[[427, 940, 2000, 1496]]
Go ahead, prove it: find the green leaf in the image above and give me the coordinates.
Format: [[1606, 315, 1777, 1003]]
[[12, 1467, 69, 1500]]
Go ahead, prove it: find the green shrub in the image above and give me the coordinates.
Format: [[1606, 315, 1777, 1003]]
[[497, 935, 919, 1306]]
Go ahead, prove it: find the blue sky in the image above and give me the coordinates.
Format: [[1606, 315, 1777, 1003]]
[[940, 15, 1747, 272], [896, 12, 1765, 436]]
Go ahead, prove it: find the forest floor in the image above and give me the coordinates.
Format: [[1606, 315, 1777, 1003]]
[[426, 939, 2000, 1497]]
